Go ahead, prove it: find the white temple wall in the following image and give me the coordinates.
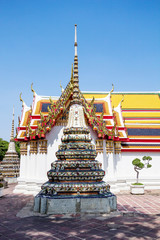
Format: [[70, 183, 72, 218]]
[[35, 153, 47, 182], [46, 126, 64, 171], [108, 152, 160, 191], [15, 125, 160, 194], [19, 154, 27, 179], [119, 152, 160, 181], [30, 154, 37, 181], [102, 140, 108, 179], [26, 143, 30, 180]]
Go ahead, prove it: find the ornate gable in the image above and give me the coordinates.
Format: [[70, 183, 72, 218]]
[[16, 28, 128, 143]]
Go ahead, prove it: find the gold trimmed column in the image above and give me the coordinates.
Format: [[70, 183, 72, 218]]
[[106, 141, 114, 154], [20, 142, 28, 155], [39, 140, 47, 154], [30, 141, 38, 154], [19, 142, 28, 179], [96, 139, 103, 153], [106, 140, 116, 181], [114, 141, 121, 154]]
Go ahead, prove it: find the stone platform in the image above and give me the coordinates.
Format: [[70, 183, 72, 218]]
[[2, 184, 160, 239], [34, 193, 117, 214]]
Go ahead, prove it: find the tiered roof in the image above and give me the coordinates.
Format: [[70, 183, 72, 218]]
[[16, 90, 160, 152], [16, 81, 128, 143], [83, 91, 160, 151]]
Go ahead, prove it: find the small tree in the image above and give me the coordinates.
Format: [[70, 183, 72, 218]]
[[132, 156, 152, 184], [0, 138, 9, 161]]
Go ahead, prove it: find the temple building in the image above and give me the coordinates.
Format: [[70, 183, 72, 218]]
[[14, 26, 160, 195], [0, 108, 20, 183]]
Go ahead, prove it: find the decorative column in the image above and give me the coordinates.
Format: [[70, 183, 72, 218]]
[[19, 142, 28, 179], [39, 140, 47, 154], [114, 141, 122, 183], [20, 142, 28, 155], [36, 140, 48, 182], [30, 141, 38, 154], [95, 139, 105, 172], [106, 140, 115, 181], [96, 139, 103, 153], [114, 141, 121, 154], [29, 141, 38, 181]]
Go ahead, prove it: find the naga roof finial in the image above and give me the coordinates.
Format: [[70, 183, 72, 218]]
[[60, 81, 64, 93], [120, 94, 124, 107], [20, 93, 24, 106], [110, 83, 114, 94], [31, 83, 36, 97]]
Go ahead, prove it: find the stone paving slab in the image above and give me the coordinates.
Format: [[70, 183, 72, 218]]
[[0, 184, 160, 239], [117, 194, 160, 214]]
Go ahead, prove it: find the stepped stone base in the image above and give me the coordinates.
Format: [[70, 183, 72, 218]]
[[4, 177, 18, 184], [34, 193, 117, 214]]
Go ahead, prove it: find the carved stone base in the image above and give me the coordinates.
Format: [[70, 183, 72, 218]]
[[34, 193, 117, 214]]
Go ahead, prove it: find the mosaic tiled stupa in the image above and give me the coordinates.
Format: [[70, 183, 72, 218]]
[[34, 25, 116, 214], [0, 108, 20, 183]]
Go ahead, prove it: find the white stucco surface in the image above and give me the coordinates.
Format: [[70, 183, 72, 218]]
[[14, 125, 160, 195]]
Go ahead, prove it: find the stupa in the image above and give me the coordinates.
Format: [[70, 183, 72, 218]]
[[34, 25, 117, 214], [0, 107, 20, 183]]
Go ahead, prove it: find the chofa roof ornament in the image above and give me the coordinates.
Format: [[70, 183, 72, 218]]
[[110, 83, 114, 94], [19, 93, 24, 107], [31, 83, 36, 97], [120, 94, 124, 107]]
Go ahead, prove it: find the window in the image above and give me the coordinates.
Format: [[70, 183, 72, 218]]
[[41, 103, 51, 112], [93, 103, 103, 112]]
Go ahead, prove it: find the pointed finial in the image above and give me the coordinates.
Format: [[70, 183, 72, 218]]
[[74, 24, 77, 56], [31, 83, 36, 97], [120, 94, 124, 107], [60, 81, 64, 93], [20, 93, 24, 106], [10, 105, 15, 141], [72, 24, 80, 104], [110, 84, 114, 94]]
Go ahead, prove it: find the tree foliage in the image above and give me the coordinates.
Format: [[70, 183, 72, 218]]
[[0, 138, 20, 160], [132, 156, 152, 183], [15, 141, 20, 158], [0, 138, 9, 161], [132, 158, 144, 169]]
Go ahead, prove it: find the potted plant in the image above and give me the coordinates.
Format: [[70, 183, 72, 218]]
[[130, 156, 152, 194], [0, 183, 4, 197]]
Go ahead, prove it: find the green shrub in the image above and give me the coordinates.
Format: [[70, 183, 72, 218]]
[[132, 183, 144, 185], [132, 156, 152, 184]]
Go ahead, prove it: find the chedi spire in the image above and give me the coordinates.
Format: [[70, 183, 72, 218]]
[[72, 24, 81, 105], [34, 25, 116, 214], [8, 106, 16, 152], [10, 106, 14, 141], [0, 107, 20, 182]]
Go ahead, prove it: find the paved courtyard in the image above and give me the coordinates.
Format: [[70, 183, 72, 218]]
[[0, 184, 160, 239]]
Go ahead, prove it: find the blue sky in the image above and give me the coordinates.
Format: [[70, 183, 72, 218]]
[[0, 0, 160, 141]]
